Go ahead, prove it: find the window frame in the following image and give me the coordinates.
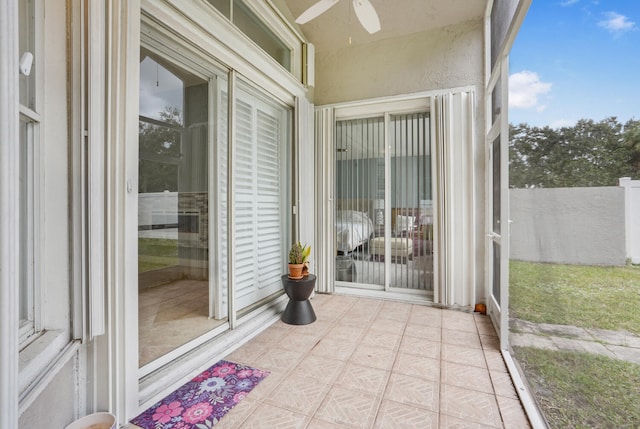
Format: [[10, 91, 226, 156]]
[[18, 0, 44, 347]]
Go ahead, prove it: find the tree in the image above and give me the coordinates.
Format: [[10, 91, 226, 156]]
[[509, 117, 638, 188], [622, 118, 640, 178], [139, 106, 183, 193]]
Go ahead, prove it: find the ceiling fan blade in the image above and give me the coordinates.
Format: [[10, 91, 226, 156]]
[[295, 0, 341, 25], [352, 0, 380, 34]]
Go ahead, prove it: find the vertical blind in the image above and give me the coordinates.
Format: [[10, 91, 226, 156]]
[[334, 112, 432, 293]]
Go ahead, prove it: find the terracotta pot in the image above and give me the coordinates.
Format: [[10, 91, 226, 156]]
[[288, 263, 304, 279]]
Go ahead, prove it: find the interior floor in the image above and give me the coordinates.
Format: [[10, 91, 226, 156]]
[[139, 279, 226, 367], [337, 245, 433, 291]]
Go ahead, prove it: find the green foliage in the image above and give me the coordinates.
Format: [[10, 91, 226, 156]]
[[139, 106, 183, 193], [288, 242, 310, 264], [514, 347, 640, 428], [510, 117, 640, 188], [509, 260, 640, 335]]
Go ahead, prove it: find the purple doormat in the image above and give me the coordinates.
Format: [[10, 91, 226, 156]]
[[130, 360, 269, 429]]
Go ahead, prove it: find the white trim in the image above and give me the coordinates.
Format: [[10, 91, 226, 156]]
[[227, 70, 237, 329], [141, 0, 305, 103], [336, 98, 431, 121], [498, 57, 510, 351], [502, 349, 549, 429], [101, 0, 141, 423], [18, 333, 80, 414], [335, 287, 433, 304], [87, 0, 107, 339], [242, 0, 304, 80], [0, 0, 20, 426], [320, 86, 476, 112], [208, 76, 218, 320]]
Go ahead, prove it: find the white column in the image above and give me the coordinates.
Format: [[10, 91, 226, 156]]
[[620, 177, 640, 264]]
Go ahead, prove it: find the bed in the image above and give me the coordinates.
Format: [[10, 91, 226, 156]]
[[335, 210, 374, 254]]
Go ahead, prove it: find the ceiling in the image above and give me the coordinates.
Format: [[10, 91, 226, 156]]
[[280, 0, 487, 53]]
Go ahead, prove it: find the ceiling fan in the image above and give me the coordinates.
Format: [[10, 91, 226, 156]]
[[295, 0, 381, 34]]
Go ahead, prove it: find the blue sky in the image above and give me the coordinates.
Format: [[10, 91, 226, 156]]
[[509, 0, 640, 128]]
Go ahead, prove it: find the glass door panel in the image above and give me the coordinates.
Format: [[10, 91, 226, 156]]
[[334, 117, 385, 289], [334, 112, 432, 294], [389, 113, 433, 292], [138, 49, 224, 368]]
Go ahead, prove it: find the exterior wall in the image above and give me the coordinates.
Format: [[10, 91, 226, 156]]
[[314, 19, 484, 106], [19, 355, 77, 428], [510, 187, 627, 265]]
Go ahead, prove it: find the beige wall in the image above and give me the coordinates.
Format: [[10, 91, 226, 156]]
[[314, 19, 484, 106]]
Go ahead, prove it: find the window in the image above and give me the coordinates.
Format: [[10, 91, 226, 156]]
[[19, 0, 40, 343], [206, 0, 293, 71]]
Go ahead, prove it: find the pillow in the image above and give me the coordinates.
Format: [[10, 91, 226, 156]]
[[395, 215, 415, 235]]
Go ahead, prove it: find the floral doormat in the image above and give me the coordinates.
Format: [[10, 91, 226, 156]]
[[130, 360, 269, 429]]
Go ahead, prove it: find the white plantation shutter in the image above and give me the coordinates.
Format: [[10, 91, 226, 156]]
[[233, 89, 287, 309], [217, 89, 229, 319], [256, 110, 283, 289], [234, 97, 258, 303]]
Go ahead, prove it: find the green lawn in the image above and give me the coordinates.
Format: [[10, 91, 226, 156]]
[[510, 260, 640, 335], [510, 261, 640, 428], [514, 347, 640, 429], [138, 237, 178, 272]]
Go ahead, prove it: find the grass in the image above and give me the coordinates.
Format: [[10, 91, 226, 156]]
[[514, 347, 640, 428], [510, 261, 640, 428], [138, 237, 178, 272], [510, 260, 640, 335]]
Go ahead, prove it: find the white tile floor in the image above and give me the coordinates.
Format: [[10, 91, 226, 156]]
[[210, 294, 531, 428]]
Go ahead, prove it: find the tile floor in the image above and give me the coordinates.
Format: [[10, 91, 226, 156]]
[[212, 293, 531, 428]]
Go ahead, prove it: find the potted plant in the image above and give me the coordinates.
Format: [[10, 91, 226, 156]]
[[288, 242, 310, 279]]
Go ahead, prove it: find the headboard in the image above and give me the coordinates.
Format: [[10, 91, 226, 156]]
[[335, 198, 372, 213]]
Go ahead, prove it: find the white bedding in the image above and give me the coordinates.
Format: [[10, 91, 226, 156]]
[[336, 210, 374, 253]]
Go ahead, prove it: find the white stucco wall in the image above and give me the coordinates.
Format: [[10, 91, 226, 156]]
[[510, 187, 627, 266], [314, 19, 484, 106]]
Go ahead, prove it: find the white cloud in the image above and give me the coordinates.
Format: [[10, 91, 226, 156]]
[[598, 12, 636, 34], [509, 71, 552, 110], [559, 0, 579, 6]]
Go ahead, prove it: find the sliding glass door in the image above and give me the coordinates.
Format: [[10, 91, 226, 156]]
[[334, 111, 433, 296], [137, 40, 291, 371], [138, 48, 221, 368]]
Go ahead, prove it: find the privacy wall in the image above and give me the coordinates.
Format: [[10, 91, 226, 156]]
[[510, 187, 627, 265]]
